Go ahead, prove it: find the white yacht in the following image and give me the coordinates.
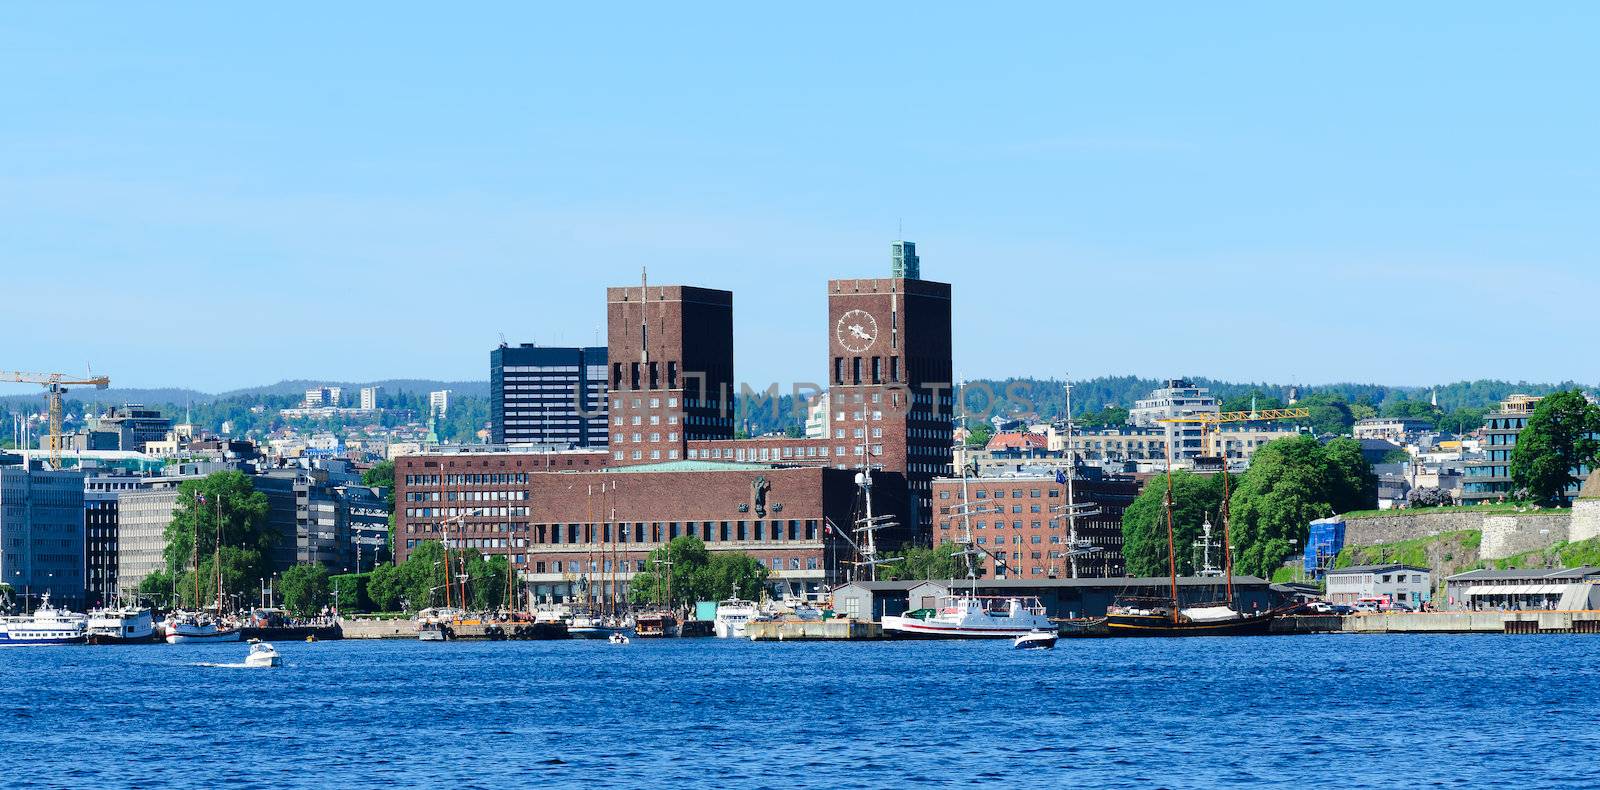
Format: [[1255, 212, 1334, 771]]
[[244, 641, 282, 668], [87, 605, 156, 644], [713, 590, 760, 638], [163, 611, 242, 644], [0, 594, 89, 646], [881, 595, 1056, 639]]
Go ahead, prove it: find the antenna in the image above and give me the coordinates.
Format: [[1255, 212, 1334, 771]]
[[640, 266, 649, 364]]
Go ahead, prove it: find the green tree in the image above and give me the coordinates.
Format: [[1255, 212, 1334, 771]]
[[1228, 436, 1376, 578], [279, 564, 331, 616], [366, 562, 403, 611], [330, 573, 371, 613], [627, 536, 768, 606], [1120, 470, 1225, 577], [877, 541, 976, 581], [161, 472, 273, 608], [965, 423, 993, 447], [1296, 393, 1355, 435], [1077, 406, 1130, 428], [1511, 390, 1600, 506], [137, 570, 175, 609], [1221, 392, 1285, 414]]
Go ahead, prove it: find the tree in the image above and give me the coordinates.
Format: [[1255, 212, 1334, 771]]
[[877, 541, 976, 582], [1221, 392, 1284, 414], [965, 423, 994, 447], [1077, 406, 1130, 429], [160, 472, 273, 608], [279, 564, 331, 616], [137, 571, 174, 609], [627, 536, 768, 606], [366, 562, 403, 611], [1511, 390, 1600, 506], [1296, 393, 1355, 435], [1228, 436, 1377, 578], [1120, 471, 1225, 577]]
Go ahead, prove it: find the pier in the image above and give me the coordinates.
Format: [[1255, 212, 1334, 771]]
[[746, 619, 882, 641], [1340, 610, 1600, 634]]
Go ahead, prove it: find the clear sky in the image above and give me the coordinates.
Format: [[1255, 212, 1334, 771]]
[[3, 5, 1596, 392]]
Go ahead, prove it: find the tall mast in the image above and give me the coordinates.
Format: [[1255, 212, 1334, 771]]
[[1219, 436, 1236, 605], [192, 492, 201, 608], [1064, 379, 1079, 579], [215, 494, 223, 611], [1163, 441, 1179, 624], [955, 388, 979, 596]]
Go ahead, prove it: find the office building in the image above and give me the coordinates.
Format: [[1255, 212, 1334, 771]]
[[428, 390, 451, 419], [1461, 394, 1543, 504], [1129, 380, 1220, 461], [490, 344, 608, 447], [0, 466, 86, 609], [360, 386, 381, 411]]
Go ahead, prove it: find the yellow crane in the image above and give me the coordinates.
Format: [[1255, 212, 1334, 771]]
[[1158, 406, 1312, 460], [2, 370, 111, 469]]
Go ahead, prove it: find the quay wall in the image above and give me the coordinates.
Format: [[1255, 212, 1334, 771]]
[[339, 618, 419, 639], [1342, 611, 1600, 634]]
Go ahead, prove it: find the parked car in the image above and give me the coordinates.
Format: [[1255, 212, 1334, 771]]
[[1352, 601, 1381, 613], [1385, 601, 1415, 613], [1306, 601, 1334, 614], [1329, 604, 1355, 615]]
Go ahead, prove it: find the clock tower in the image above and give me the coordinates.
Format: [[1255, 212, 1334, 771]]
[[826, 256, 953, 539]]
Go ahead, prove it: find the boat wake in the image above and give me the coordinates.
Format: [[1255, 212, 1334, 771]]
[[192, 662, 254, 669]]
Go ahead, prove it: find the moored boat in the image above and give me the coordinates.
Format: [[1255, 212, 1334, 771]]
[[882, 594, 1055, 639], [163, 611, 242, 644], [0, 593, 88, 646], [634, 612, 678, 638], [87, 605, 157, 644], [712, 593, 759, 639]]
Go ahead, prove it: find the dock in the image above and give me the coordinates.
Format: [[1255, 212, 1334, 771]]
[[746, 619, 882, 641], [1340, 610, 1600, 634]]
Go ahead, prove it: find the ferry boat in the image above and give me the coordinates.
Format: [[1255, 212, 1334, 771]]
[[163, 611, 242, 644], [881, 595, 1056, 639], [0, 594, 89, 646], [87, 605, 156, 644], [713, 592, 759, 639]]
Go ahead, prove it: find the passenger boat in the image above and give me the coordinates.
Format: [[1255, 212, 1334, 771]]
[[633, 612, 678, 638], [0, 593, 88, 646], [163, 611, 242, 644], [882, 594, 1056, 639], [87, 605, 157, 644], [712, 590, 759, 639]]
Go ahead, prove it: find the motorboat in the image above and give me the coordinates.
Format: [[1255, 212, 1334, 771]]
[[1014, 629, 1058, 650], [163, 611, 242, 644], [0, 593, 88, 646], [417, 622, 451, 641], [882, 594, 1056, 639], [633, 612, 678, 638], [87, 605, 156, 644], [608, 632, 630, 645], [713, 594, 759, 639], [244, 640, 281, 668]]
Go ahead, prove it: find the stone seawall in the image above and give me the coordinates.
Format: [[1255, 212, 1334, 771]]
[[339, 618, 419, 639], [1345, 510, 1572, 560]]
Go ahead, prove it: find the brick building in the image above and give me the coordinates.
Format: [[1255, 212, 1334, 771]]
[[932, 471, 1142, 579], [606, 284, 735, 464], [394, 448, 902, 602]]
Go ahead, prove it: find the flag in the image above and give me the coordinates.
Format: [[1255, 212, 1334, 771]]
[[824, 522, 832, 535], [1055, 470, 1067, 485]]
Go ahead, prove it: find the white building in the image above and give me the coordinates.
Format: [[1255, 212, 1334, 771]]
[[1325, 563, 1431, 607], [428, 389, 450, 418], [360, 386, 381, 411], [1128, 379, 1219, 461], [804, 392, 830, 439]]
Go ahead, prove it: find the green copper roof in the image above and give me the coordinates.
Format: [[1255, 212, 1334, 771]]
[[603, 460, 780, 474]]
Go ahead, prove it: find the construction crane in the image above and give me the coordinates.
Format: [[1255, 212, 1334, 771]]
[[1, 370, 111, 469], [1158, 406, 1313, 460]]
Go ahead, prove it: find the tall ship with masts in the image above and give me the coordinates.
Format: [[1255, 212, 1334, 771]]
[[165, 490, 242, 643], [1104, 433, 1276, 637]]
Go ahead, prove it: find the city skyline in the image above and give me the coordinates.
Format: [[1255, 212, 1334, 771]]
[[5, 6, 1597, 391]]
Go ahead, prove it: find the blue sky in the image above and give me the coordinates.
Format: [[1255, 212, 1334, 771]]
[[3, 5, 1596, 392]]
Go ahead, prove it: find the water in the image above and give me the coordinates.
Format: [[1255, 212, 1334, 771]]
[[4, 634, 1595, 789]]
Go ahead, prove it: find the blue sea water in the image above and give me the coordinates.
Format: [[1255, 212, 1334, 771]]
[[3, 634, 1594, 789]]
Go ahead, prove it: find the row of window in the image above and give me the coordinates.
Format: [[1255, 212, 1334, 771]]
[[405, 519, 822, 544], [404, 473, 530, 486]]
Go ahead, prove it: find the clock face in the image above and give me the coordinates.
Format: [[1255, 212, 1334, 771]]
[[836, 309, 879, 353]]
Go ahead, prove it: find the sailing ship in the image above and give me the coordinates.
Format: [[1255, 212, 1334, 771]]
[[167, 490, 241, 644], [1104, 442, 1276, 637]]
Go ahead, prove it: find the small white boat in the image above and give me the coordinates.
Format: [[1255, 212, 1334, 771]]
[[1014, 629, 1058, 650], [245, 640, 281, 667], [883, 595, 1057, 639], [608, 632, 630, 645]]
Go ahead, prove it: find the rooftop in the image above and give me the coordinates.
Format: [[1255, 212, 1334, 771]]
[[1328, 564, 1429, 575], [1446, 566, 1600, 582]]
